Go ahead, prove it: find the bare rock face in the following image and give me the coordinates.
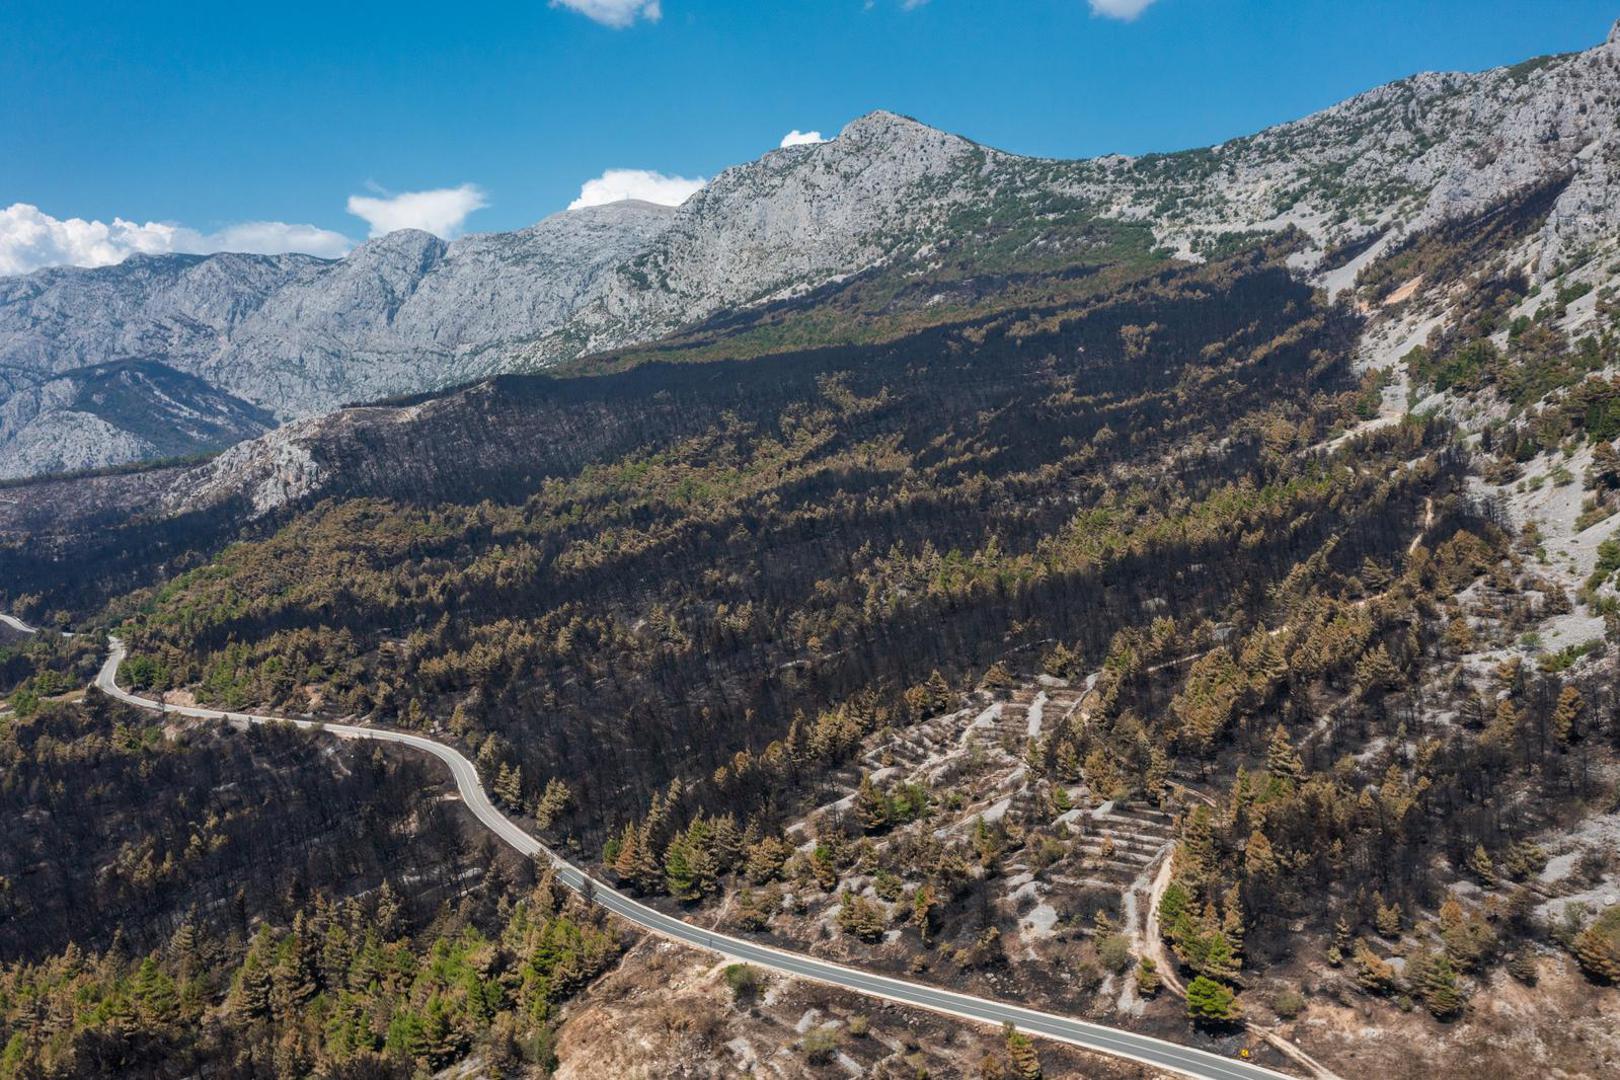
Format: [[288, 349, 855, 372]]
[[176, 420, 328, 517], [1082, 28, 1620, 277], [0, 360, 275, 477], [0, 252, 326, 401], [5, 23, 1620, 478], [0, 201, 676, 475], [549, 112, 1000, 358]]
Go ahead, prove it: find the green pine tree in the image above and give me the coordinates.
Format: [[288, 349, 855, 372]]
[[230, 928, 275, 1020], [1185, 976, 1240, 1025], [133, 954, 178, 1029]]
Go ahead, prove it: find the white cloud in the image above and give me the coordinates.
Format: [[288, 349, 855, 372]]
[[779, 129, 826, 148], [568, 169, 706, 211], [344, 184, 488, 239], [1090, 0, 1159, 20], [206, 221, 353, 258], [0, 202, 351, 277], [552, 0, 661, 28], [901, 0, 931, 9]]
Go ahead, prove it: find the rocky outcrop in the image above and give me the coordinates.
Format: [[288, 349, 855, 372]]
[[544, 112, 1002, 359], [0, 360, 274, 477], [1107, 19, 1620, 274], [0, 201, 675, 421], [0, 251, 324, 402]]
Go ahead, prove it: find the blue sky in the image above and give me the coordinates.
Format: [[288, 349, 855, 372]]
[[2, 0, 1616, 272]]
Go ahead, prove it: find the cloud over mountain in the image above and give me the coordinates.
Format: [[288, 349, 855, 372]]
[[0, 203, 350, 276], [345, 185, 489, 239], [568, 168, 705, 210]]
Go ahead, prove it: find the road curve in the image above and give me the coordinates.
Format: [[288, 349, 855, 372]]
[[92, 635, 1290, 1080], [0, 613, 40, 634]]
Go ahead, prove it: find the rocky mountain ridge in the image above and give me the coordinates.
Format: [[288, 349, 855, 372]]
[[0, 359, 275, 478], [3, 19, 1619, 479]]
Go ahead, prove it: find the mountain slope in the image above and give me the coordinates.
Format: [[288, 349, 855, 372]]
[[0, 359, 276, 478], [5, 26, 1620, 1080], [0, 251, 325, 400], [2, 21, 1619, 482], [1144, 19, 1620, 278], [0, 201, 676, 419]]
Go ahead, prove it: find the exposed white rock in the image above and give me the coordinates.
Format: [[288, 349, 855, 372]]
[[179, 422, 327, 516], [0, 201, 675, 466], [0, 400, 152, 478]]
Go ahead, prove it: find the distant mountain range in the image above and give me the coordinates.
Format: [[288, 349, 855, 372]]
[[2, 20, 1618, 479]]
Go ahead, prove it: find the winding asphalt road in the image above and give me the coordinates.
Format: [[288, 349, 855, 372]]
[[81, 632, 1289, 1080]]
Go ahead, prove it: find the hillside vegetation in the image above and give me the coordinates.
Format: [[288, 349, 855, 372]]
[[4, 23, 1620, 1080]]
